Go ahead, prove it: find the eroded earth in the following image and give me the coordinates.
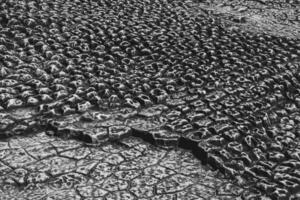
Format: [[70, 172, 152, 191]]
[[196, 0, 300, 39], [0, 0, 300, 199], [0, 132, 246, 200]]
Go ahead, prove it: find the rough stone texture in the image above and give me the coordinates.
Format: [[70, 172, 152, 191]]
[[0, 133, 243, 200], [195, 0, 300, 38], [0, 0, 299, 199]]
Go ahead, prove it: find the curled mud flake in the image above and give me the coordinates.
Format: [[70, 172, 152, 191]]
[[108, 94, 121, 107], [0, 79, 18, 87], [77, 101, 92, 113], [0, 92, 14, 106], [124, 97, 141, 109], [108, 125, 132, 141], [92, 112, 112, 121], [115, 107, 137, 119], [227, 141, 244, 155], [85, 127, 108, 143], [137, 94, 153, 106], [126, 117, 163, 133], [11, 124, 30, 135], [43, 108, 60, 117], [79, 112, 94, 122], [222, 129, 241, 141], [0, 66, 10, 77], [278, 179, 299, 192], [61, 105, 76, 115], [192, 117, 213, 128], [53, 90, 68, 100], [269, 187, 289, 200], [98, 117, 124, 127], [267, 151, 286, 162], [6, 98, 23, 109], [150, 88, 169, 103], [151, 129, 181, 147], [27, 96, 39, 106], [67, 94, 83, 105], [256, 181, 277, 194], [0, 117, 15, 130], [289, 148, 300, 160], [166, 98, 186, 107], [138, 104, 168, 118], [39, 94, 53, 102]]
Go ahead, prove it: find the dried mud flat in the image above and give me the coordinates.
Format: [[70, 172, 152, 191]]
[[0, 0, 300, 199], [194, 0, 300, 39], [0, 132, 242, 200]]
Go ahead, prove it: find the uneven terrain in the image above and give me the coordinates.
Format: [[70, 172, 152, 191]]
[[0, 0, 300, 199]]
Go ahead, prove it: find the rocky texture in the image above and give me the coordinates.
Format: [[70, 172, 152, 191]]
[[195, 0, 300, 38], [0, 0, 300, 199], [0, 133, 245, 200]]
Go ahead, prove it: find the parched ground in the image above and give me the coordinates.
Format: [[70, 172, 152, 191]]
[[0, 132, 243, 200], [194, 0, 300, 39], [0, 0, 300, 199]]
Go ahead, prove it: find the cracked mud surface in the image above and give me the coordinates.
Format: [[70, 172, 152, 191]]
[[0, 0, 300, 199], [0, 133, 243, 200], [196, 0, 300, 39]]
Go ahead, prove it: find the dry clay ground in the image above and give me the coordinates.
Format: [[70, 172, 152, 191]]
[[0, 0, 300, 199], [194, 0, 300, 39]]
